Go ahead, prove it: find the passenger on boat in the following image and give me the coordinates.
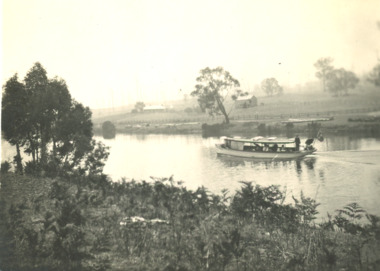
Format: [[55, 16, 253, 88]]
[[254, 143, 263, 151], [271, 143, 278, 152], [264, 144, 269, 152], [295, 135, 301, 151], [304, 139, 315, 151]]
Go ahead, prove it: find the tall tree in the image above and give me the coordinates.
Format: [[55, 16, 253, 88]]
[[2, 62, 106, 176], [367, 63, 380, 87], [314, 57, 334, 92], [261, 78, 283, 96], [24, 62, 49, 164], [1, 74, 27, 173], [191, 67, 240, 124], [326, 68, 359, 96], [46, 77, 72, 157]]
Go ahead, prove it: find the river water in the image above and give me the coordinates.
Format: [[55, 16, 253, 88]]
[[2, 134, 380, 219], [95, 134, 380, 220]]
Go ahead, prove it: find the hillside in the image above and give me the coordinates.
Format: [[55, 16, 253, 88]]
[[91, 88, 380, 136]]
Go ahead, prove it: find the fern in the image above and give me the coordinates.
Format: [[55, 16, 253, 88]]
[[336, 202, 366, 221], [334, 202, 368, 235]]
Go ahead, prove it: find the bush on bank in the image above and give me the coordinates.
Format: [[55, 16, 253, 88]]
[[0, 172, 379, 271]]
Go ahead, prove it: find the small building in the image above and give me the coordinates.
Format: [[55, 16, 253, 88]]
[[143, 105, 166, 113], [235, 95, 257, 108]]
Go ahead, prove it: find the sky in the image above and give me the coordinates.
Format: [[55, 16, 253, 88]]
[[2, 0, 380, 109]]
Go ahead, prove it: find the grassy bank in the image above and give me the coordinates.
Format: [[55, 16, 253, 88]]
[[92, 92, 380, 137], [93, 116, 380, 138], [1, 172, 380, 270]]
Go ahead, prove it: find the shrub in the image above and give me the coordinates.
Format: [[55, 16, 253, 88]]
[[102, 121, 116, 139], [24, 161, 42, 175], [1, 161, 11, 174]]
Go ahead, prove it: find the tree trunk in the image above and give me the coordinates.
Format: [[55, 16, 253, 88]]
[[15, 143, 23, 174], [28, 133, 36, 163], [222, 111, 230, 124], [216, 96, 230, 124], [53, 137, 57, 157], [40, 126, 48, 166]]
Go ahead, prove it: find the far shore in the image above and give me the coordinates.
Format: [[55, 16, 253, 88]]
[[92, 92, 380, 138], [93, 113, 380, 138]]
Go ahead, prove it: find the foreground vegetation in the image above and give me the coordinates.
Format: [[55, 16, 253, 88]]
[[1, 171, 380, 271]]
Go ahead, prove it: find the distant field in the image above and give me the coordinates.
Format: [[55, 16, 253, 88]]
[[92, 90, 380, 131]]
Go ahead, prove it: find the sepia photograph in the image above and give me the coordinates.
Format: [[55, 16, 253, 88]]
[[1, 0, 380, 270]]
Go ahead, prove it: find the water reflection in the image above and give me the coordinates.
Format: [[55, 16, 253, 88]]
[[296, 160, 302, 175], [318, 169, 326, 182], [216, 155, 319, 181], [216, 155, 246, 167], [134, 134, 147, 141], [304, 157, 316, 170], [216, 155, 301, 169], [216, 155, 327, 199]]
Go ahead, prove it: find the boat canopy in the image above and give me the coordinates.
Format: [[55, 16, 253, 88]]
[[223, 137, 295, 145]]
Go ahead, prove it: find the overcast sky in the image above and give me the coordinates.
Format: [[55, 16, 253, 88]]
[[2, 0, 380, 108]]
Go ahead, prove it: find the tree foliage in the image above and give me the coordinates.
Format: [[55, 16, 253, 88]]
[[231, 90, 249, 101], [1, 74, 28, 172], [314, 58, 360, 96], [52, 101, 94, 172], [314, 57, 334, 92], [191, 67, 240, 124], [1, 62, 108, 176], [326, 68, 359, 96], [261, 78, 283, 96], [102, 121, 116, 139], [367, 62, 380, 87]]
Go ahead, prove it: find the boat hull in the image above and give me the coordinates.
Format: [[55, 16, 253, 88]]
[[215, 144, 314, 159]]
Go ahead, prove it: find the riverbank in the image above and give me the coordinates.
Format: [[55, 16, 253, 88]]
[[92, 92, 380, 137], [1, 172, 380, 270], [93, 113, 380, 138]]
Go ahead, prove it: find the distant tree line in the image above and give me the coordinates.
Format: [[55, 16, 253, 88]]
[[158, 50, 380, 126], [260, 78, 283, 96], [367, 21, 380, 87], [313, 57, 369, 96], [367, 62, 380, 87], [2, 62, 109, 176]]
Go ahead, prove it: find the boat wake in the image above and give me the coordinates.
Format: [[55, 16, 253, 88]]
[[314, 150, 380, 166]]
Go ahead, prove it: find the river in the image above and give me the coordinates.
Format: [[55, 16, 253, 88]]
[[96, 134, 380, 220], [2, 134, 380, 220]]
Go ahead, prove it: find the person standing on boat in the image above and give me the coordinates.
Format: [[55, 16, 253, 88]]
[[272, 143, 278, 152], [295, 135, 301, 151]]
